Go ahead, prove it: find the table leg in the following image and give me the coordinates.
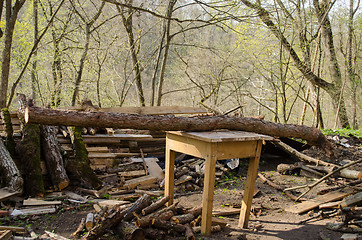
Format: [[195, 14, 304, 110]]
[[201, 151, 217, 236], [164, 146, 175, 206], [238, 140, 263, 228]]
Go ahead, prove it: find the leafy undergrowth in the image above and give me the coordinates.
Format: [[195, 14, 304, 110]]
[[322, 128, 362, 138]]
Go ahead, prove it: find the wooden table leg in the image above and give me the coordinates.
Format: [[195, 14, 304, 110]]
[[164, 145, 175, 206], [238, 140, 262, 228], [201, 146, 217, 236]]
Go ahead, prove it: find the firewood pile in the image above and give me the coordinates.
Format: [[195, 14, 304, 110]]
[[1, 96, 362, 239]]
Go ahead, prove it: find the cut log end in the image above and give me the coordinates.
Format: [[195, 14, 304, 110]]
[[24, 107, 29, 123]]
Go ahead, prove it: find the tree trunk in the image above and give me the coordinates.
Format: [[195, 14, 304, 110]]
[[0, 0, 26, 108], [240, 0, 350, 128], [16, 123, 44, 197], [0, 139, 23, 192], [24, 106, 334, 155], [119, 1, 145, 107], [66, 126, 102, 189], [1, 108, 15, 157], [40, 125, 69, 190], [156, 0, 177, 106], [16, 94, 44, 197]]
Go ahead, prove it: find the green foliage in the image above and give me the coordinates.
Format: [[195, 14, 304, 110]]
[[322, 128, 362, 138]]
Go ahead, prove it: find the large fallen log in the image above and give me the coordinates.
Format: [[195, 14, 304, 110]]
[[24, 106, 334, 155]]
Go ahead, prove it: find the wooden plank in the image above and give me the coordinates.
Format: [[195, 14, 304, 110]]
[[23, 198, 62, 206], [0, 226, 25, 233], [98, 200, 130, 209], [169, 130, 273, 143], [109, 193, 142, 201], [124, 175, 158, 189], [86, 147, 109, 153], [11, 206, 57, 216], [0, 230, 12, 240], [285, 190, 353, 214], [88, 153, 117, 158], [99, 106, 208, 115], [118, 170, 146, 178], [0, 188, 21, 202]]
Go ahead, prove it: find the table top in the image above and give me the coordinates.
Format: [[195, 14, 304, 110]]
[[167, 130, 274, 143]]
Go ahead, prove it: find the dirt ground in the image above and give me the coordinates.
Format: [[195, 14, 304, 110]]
[[1, 134, 361, 240]]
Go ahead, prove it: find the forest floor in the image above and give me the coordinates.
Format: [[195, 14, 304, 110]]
[[1, 134, 361, 240]]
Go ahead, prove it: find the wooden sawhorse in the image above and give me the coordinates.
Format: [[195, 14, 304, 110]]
[[164, 130, 273, 236]]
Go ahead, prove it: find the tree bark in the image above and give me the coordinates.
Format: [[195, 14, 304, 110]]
[[141, 195, 170, 216], [16, 94, 44, 197], [151, 218, 186, 232], [16, 123, 44, 197], [115, 221, 145, 240], [40, 125, 69, 190], [66, 126, 102, 189], [1, 108, 15, 157], [24, 106, 334, 155], [0, 139, 23, 192], [123, 194, 152, 221], [119, 0, 145, 107]]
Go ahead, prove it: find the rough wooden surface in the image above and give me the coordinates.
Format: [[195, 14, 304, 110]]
[[24, 106, 334, 154], [40, 125, 69, 190], [0, 140, 23, 192]]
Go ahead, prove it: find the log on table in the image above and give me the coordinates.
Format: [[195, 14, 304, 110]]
[[115, 221, 145, 240], [0, 139, 23, 192], [24, 106, 334, 154], [40, 125, 69, 190]]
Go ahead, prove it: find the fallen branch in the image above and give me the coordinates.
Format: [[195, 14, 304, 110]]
[[258, 173, 304, 202], [273, 141, 361, 179], [289, 158, 362, 201]]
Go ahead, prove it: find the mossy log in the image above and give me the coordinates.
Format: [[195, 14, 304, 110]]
[[40, 125, 69, 190], [1, 108, 16, 157], [0, 139, 23, 191], [66, 126, 102, 189], [16, 94, 44, 197], [16, 123, 44, 197]]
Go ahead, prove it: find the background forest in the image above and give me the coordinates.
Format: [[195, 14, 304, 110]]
[[0, 0, 360, 129]]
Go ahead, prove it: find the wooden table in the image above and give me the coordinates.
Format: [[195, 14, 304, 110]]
[[164, 130, 273, 236]]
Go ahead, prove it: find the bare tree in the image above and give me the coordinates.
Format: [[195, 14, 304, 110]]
[[0, 0, 26, 109]]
